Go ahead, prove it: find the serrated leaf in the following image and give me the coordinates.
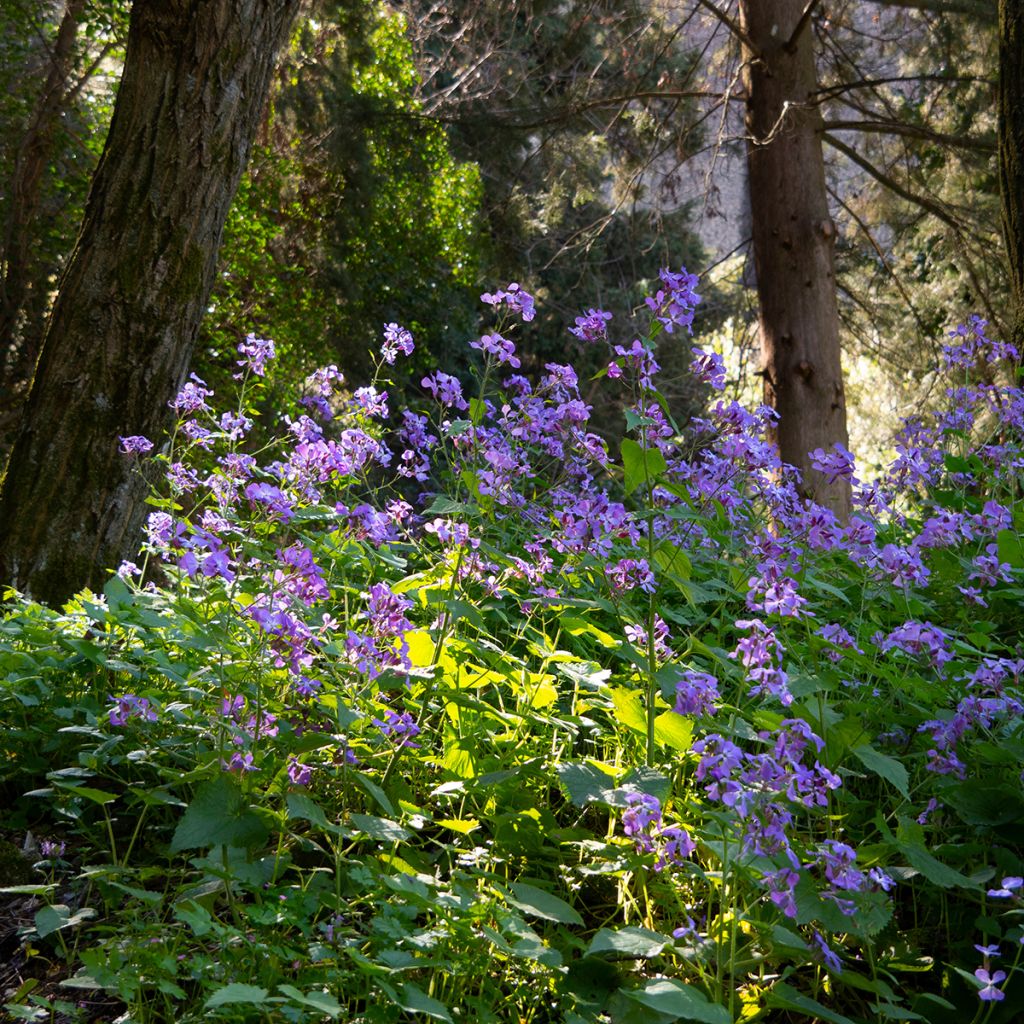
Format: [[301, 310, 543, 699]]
[[204, 983, 270, 1008], [507, 882, 583, 925], [623, 979, 730, 1024], [621, 438, 668, 496], [170, 775, 269, 853]]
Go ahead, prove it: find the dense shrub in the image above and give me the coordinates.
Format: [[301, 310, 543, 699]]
[[2, 280, 1023, 1023]]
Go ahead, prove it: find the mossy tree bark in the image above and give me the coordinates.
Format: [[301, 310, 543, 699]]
[[1000, 0, 1024, 349], [739, 0, 852, 521], [0, 0, 299, 603]]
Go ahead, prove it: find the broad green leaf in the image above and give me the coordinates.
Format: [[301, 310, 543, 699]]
[[588, 926, 671, 959], [997, 528, 1024, 568], [35, 904, 95, 938], [896, 842, 973, 889], [507, 882, 584, 925], [654, 711, 693, 752], [173, 899, 213, 937], [286, 792, 333, 831], [204, 983, 270, 1008], [623, 979, 730, 1024], [766, 983, 857, 1024], [852, 744, 910, 799], [557, 762, 618, 806], [170, 775, 269, 853], [621, 438, 668, 495], [611, 688, 646, 734], [278, 985, 342, 1018], [396, 983, 453, 1022], [349, 813, 410, 842]]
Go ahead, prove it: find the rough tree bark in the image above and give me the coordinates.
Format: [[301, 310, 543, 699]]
[[0, 0, 300, 603], [739, 0, 852, 520], [1000, 0, 1024, 349], [0, 0, 86, 412]]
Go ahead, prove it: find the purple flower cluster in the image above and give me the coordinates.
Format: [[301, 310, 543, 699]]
[[621, 792, 695, 871]]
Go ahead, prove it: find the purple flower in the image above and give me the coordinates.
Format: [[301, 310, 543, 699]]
[[975, 944, 1001, 958], [119, 435, 154, 456], [622, 792, 661, 853], [656, 826, 696, 870], [39, 840, 65, 859], [645, 266, 700, 334], [988, 876, 1024, 898], [237, 333, 275, 377], [422, 371, 469, 410], [480, 282, 536, 322], [381, 323, 414, 364], [809, 443, 857, 485], [170, 373, 213, 414], [569, 308, 612, 344], [690, 347, 725, 391], [373, 710, 421, 747], [975, 968, 1006, 1001], [674, 670, 720, 718], [287, 757, 312, 786], [108, 694, 157, 726], [471, 332, 521, 368]]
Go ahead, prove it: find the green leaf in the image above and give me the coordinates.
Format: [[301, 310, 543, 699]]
[[173, 899, 213, 938], [286, 792, 332, 831], [997, 528, 1024, 568], [588, 926, 671, 959], [395, 983, 453, 1022], [766, 983, 857, 1024], [557, 762, 618, 806], [507, 882, 583, 925], [852, 745, 910, 799], [35, 904, 95, 938], [621, 438, 667, 495], [623, 979, 731, 1024], [204, 983, 270, 1009], [611, 688, 646, 734], [654, 712, 693, 752], [896, 841, 973, 889], [170, 775, 270, 853], [349, 813, 410, 842], [278, 985, 342, 1018]]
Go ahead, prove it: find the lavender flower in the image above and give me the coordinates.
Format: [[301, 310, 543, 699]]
[[381, 322, 414, 364], [119, 435, 154, 456]]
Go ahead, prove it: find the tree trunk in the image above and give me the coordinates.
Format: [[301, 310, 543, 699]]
[[0, 0, 85, 408], [0, 0, 299, 604], [739, 0, 852, 520], [1000, 0, 1024, 349]]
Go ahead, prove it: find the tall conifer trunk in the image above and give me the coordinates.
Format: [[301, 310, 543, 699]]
[[739, 0, 852, 520], [1000, 0, 1024, 349], [0, 0, 299, 603]]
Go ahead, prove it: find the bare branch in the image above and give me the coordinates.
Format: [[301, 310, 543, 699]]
[[823, 131, 964, 231], [823, 119, 996, 153], [866, 0, 996, 22], [693, 0, 760, 56], [785, 0, 823, 53]]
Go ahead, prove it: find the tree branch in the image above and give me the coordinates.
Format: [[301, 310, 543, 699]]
[[785, 0, 822, 52], [823, 131, 964, 231], [867, 0, 996, 22], [693, 0, 760, 56], [823, 118, 996, 153]]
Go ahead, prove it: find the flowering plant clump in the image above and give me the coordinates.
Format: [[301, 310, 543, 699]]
[[1, 280, 1024, 1023]]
